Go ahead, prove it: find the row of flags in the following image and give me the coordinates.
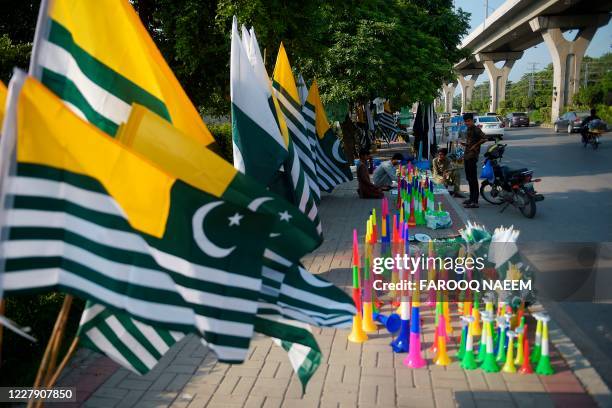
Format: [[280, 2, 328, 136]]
[[228, 17, 354, 385], [0, 0, 354, 390]]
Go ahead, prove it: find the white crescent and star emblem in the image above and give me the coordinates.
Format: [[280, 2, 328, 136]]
[[279, 211, 292, 222], [192, 201, 236, 258], [228, 212, 243, 226], [332, 139, 347, 163], [248, 196, 273, 211]]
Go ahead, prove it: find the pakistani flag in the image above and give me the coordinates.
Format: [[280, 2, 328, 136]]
[[0, 81, 6, 124], [234, 25, 321, 234], [303, 80, 353, 192], [112, 97, 352, 388], [272, 44, 321, 204], [0, 73, 325, 362], [28, 0, 213, 146], [230, 18, 287, 186]]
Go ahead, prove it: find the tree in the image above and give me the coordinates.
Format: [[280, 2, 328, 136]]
[[0, 0, 39, 83], [2, 1, 470, 115]]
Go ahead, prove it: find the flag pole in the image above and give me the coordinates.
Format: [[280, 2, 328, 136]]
[[43, 295, 74, 385], [28, 0, 51, 78], [27, 294, 73, 408], [0, 299, 5, 368], [44, 337, 79, 388]]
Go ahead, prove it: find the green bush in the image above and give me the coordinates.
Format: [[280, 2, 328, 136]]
[[1, 293, 84, 386], [207, 123, 233, 164]]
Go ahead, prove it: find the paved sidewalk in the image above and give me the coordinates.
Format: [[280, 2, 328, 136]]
[[56, 143, 607, 407]]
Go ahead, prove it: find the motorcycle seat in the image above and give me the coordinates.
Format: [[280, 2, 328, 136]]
[[501, 166, 529, 177]]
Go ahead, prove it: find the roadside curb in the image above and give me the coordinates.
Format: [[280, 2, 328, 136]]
[[540, 301, 612, 408]]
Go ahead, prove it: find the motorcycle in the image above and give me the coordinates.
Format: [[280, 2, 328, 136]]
[[479, 143, 544, 218], [580, 119, 607, 150]]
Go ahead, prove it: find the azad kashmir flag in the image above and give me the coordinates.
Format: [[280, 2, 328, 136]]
[[28, 0, 213, 146], [0, 81, 6, 123], [0, 73, 331, 363], [302, 80, 353, 192], [232, 22, 321, 235], [272, 44, 321, 204], [110, 103, 353, 388]]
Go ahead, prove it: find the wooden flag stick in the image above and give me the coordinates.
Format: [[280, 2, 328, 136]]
[[27, 295, 73, 408], [45, 337, 79, 388], [43, 296, 74, 386]]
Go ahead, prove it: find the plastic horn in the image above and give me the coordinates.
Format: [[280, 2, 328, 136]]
[[391, 233, 411, 353], [502, 330, 518, 373], [518, 324, 534, 374], [514, 320, 525, 366], [460, 315, 478, 370], [434, 313, 451, 366], [373, 312, 401, 334], [535, 314, 554, 375], [495, 316, 509, 363], [531, 312, 543, 364], [348, 229, 368, 343], [480, 313, 500, 372], [457, 316, 470, 360], [362, 219, 377, 333], [404, 263, 427, 368]]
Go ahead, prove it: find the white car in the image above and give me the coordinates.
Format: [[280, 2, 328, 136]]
[[475, 116, 504, 140]]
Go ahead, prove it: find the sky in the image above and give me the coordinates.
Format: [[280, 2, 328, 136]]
[[453, 0, 611, 90]]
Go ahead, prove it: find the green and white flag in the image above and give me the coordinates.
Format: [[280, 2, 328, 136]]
[[232, 20, 321, 235], [303, 80, 353, 193], [272, 44, 321, 204], [0, 73, 324, 363]]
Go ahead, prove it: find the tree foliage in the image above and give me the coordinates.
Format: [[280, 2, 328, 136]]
[[1, 0, 470, 114]]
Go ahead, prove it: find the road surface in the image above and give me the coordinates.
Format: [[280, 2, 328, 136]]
[[452, 125, 612, 388]]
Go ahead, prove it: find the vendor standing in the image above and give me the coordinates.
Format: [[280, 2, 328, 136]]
[[461, 113, 486, 208]]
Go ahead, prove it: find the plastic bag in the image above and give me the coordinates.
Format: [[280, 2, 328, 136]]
[[480, 160, 494, 182]]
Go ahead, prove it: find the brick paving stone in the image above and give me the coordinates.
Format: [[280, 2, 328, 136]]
[[68, 148, 607, 407], [510, 392, 555, 408], [118, 379, 154, 391], [454, 391, 477, 408], [465, 370, 488, 391], [433, 387, 457, 408], [117, 390, 146, 408], [166, 374, 193, 392], [91, 386, 130, 400], [483, 372, 508, 391], [150, 373, 177, 391], [396, 388, 435, 408], [250, 377, 290, 398], [84, 396, 122, 408]]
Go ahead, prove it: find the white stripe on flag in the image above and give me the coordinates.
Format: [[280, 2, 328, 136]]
[[131, 318, 173, 355], [106, 315, 158, 369], [79, 303, 106, 326], [1, 267, 255, 339], [39, 40, 131, 125], [85, 327, 137, 373], [5, 208, 261, 291], [9, 177, 126, 217]]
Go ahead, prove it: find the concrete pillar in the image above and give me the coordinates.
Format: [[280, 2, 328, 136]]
[[535, 26, 596, 122], [442, 82, 456, 113], [457, 73, 480, 113], [529, 14, 609, 122], [481, 60, 515, 113]]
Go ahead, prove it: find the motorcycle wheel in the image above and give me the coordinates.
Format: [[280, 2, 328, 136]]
[[480, 181, 504, 205], [517, 190, 537, 218]]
